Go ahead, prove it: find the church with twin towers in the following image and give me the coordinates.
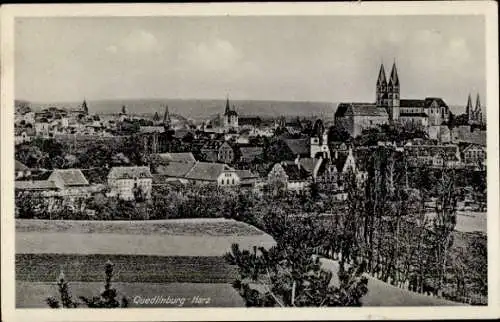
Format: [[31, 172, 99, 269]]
[[335, 61, 455, 137]]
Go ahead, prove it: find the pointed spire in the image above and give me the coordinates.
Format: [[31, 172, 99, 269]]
[[163, 104, 170, 124], [389, 61, 399, 86], [475, 93, 481, 113], [377, 63, 387, 86], [153, 111, 160, 122], [121, 105, 127, 114], [82, 98, 88, 114], [225, 95, 230, 115], [466, 93, 473, 117]]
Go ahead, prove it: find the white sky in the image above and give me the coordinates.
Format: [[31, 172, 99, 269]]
[[15, 15, 485, 105]]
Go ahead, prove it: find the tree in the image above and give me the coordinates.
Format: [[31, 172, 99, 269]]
[[225, 212, 369, 307]]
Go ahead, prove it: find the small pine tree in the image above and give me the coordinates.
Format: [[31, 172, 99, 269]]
[[47, 260, 128, 308]]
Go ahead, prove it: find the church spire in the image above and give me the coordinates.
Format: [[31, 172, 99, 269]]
[[225, 95, 230, 115], [475, 93, 481, 113], [163, 104, 171, 125], [377, 63, 387, 86], [466, 93, 473, 119], [82, 98, 88, 114], [388, 61, 399, 87]]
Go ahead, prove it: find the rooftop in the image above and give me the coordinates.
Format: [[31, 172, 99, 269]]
[[108, 166, 152, 180]]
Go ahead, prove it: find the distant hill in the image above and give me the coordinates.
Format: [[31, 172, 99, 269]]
[[22, 99, 479, 122], [28, 99, 337, 121]]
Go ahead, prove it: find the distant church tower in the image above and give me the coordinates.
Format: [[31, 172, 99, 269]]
[[386, 62, 400, 121], [474, 93, 483, 126], [310, 119, 330, 159], [81, 99, 89, 115], [223, 96, 238, 129]]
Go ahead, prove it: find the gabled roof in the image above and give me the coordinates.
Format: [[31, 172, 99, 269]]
[[235, 169, 259, 180], [108, 166, 152, 180], [281, 163, 311, 181], [350, 104, 389, 117], [239, 146, 263, 159], [15, 180, 58, 190], [462, 143, 485, 153], [156, 162, 195, 178], [156, 152, 196, 163], [184, 162, 234, 182], [388, 62, 399, 86], [48, 169, 89, 186], [425, 97, 449, 109], [284, 139, 310, 156]]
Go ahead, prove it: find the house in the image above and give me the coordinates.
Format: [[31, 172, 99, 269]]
[[267, 162, 311, 194], [184, 162, 240, 186], [200, 141, 235, 164], [235, 170, 260, 188], [239, 146, 264, 163], [47, 169, 91, 196], [404, 144, 461, 168], [461, 144, 486, 168], [153, 152, 197, 184], [107, 166, 153, 201]]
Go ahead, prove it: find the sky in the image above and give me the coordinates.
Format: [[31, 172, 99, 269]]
[[15, 15, 486, 105]]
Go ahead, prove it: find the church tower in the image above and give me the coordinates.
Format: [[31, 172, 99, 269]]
[[310, 119, 330, 159], [376, 63, 387, 106], [387, 62, 400, 121]]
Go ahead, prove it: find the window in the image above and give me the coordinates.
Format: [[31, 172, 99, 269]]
[[232, 179, 235, 185]]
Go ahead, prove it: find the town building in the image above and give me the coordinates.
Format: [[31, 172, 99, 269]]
[[310, 119, 331, 159], [461, 144, 486, 168], [404, 144, 461, 168], [200, 141, 235, 164], [107, 166, 153, 201], [267, 162, 311, 194], [238, 146, 264, 163], [335, 62, 451, 137]]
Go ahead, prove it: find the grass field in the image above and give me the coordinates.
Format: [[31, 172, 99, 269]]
[[16, 254, 238, 283], [17, 281, 244, 308], [16, 218, 265, 236]]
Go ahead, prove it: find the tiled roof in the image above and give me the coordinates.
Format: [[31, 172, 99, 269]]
[[48, 169, 89, 186], [284, 139, 310, 156], [350, 105, 389, 117], [281, 163, 310, 181], [156, 152, 196, 163], [235, 169, 259, 180], [184, 162, 233, 182], [108, 166, 152, 180], [15, 180, 58, 190], [239, 147, 263, 160], [156, 162, 195, 178], [15, 160, 29, 171], [400, 99, 425, 108]]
